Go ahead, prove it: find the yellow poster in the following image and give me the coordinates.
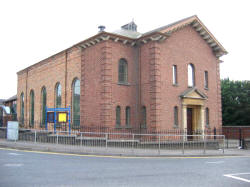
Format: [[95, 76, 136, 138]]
[[58, 112, 67, 123]]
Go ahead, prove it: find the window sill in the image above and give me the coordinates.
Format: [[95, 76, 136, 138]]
[[173, 125, 179, 129], [172, 84, 178, 87], [204, 87, 209, 91], [71, 125, 80, 130], [118, 82, 130, 86], [125, 125, 132, 129], [115, 125, 122, 129]]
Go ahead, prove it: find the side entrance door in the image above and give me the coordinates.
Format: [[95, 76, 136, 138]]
[[187, 108, 193, 139]]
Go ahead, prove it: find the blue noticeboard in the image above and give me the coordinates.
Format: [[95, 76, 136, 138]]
[[45, 106, 71, 134]]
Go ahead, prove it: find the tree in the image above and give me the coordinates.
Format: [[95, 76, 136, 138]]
[[221, 78, 250, 126]]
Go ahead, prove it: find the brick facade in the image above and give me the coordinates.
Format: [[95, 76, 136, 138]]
[[17, 16, 227, 133]]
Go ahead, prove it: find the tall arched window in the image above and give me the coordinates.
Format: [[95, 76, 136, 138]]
[[174, 106, 178, 127], [188, 64, 195, 87], [118, 58, 128, 83], [125, 106, 130, 126], [141, 106, 146, 128], [116, 106, 121, 127], [41, 87, 47, 126], [29, 90, 34, 127], [72, 78, 80, 127], [55, 83, 62, 108], [20, 92, 24, 125], [206, 107, 209, 127]]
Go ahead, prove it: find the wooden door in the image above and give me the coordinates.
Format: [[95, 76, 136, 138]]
[[187, 108, 193, 138]]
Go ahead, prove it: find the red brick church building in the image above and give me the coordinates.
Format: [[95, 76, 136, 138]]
[[17, 15, 227, 134]]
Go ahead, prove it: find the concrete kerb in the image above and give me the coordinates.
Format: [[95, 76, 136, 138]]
[[1, 139, 250, 158]]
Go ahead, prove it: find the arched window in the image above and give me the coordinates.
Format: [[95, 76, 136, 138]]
[[41, 87, 47, 126], [141, 106, 146, 128], [188, 64, 195, 87], [72, 78, 80, 127], [20, 92, 24, 125], [55, 83, 62, 108], [204, 71, 208, 89], [174, 106, 178, 127], [125, 106, 130, 126], [118, 58, 128, 83], [172, 65, 177, 85], [116, 106, 121, 127], [206, 107, 209, 127], [29, 90, 34, 127]]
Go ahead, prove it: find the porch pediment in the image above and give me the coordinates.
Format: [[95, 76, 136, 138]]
[[180, 87, 207, 100]]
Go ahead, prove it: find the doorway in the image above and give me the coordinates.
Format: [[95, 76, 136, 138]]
[[187, 108, 193, 139]]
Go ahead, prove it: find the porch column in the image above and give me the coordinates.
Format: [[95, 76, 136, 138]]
[[182, 104, 187, 131], [201, 106, 205, 135]]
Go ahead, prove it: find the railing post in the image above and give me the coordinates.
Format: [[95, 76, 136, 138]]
[[34, 130, 37, 143], [132, 134, 135, 154], [158, 135, 161, 155], [56, 134, 58, 144], [105, 133, 108, 149], [214, 127, 216, 140], [182, 135, 185, 155], [80, 133, 82, 146], [223, 135, 225, 154], [203, 134, 206, 155], [239, 128, 242, 147]]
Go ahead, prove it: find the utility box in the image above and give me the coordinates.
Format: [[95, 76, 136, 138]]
[[7, 121, 19, 141]]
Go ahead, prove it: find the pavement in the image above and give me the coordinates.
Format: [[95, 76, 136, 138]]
[[1, 139, 250, 157]]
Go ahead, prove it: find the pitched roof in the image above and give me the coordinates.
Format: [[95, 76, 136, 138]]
[[17, 15, 227, 75], [4, 95, 17, 103], [180, 87, 207, 99]]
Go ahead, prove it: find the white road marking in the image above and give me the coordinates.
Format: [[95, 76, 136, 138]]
[[206, 161, 224, 164], [224, 173, 250, 183], [8, 153, 22, 156], [4, 163, 23, 167]]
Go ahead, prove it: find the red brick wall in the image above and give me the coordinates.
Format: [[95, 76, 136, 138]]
[[17, 47, 81, 129], [81, 40, 138, 129], [152, 26, 221, 131]]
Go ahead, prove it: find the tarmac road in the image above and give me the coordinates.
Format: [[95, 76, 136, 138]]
[[0, 148, 250, 187]]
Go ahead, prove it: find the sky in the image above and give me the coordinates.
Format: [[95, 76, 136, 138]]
[[0, 0, 249, 99]]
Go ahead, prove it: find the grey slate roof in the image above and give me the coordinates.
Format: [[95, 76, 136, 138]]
[[4, 95, 17, 103], [0, 99, 5, 105], [112, 29, 142, 39]]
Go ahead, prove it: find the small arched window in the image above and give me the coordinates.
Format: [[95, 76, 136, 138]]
[[174, 106, 178, 127], [125, 106, 131, 126], [72, 78, 80, 127], [204, 71, 208, 89], [41, 87, 47, 126], [116, 106, 121, 127], [172, 65, 177, 85], [206, 107, 209, 127], [55, 83, 62, 108], [188, 64, 195, 87], [141, 106, 146, 128], [20, 92, 24, 125], [118, 58, 128, 83], [29, 90, 34, 127]]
